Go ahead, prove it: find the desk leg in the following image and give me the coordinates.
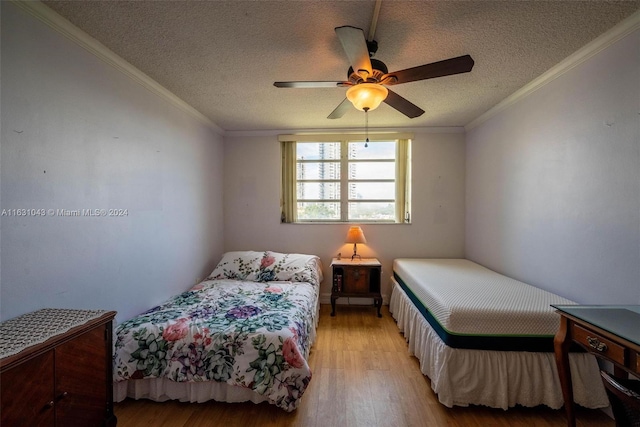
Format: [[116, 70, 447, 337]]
[[554, 316, 575, 427], [331, 296, 337, 316]]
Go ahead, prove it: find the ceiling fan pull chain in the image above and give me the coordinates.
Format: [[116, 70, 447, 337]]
[[364, 108, 369, 147]]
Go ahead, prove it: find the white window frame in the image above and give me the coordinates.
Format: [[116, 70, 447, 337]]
[[280, 133, 412, 224]]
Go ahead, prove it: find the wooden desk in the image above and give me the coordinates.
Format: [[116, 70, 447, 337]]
[[552, 305, 640, 427]]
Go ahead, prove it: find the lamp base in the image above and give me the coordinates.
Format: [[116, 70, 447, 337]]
[[351, 243, 362, 261]]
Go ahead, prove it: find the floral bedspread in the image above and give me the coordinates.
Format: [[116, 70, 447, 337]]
[[114, 272, 319, 411]]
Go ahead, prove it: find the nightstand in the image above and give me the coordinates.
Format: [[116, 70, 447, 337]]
[[330, 257, 382, 317]]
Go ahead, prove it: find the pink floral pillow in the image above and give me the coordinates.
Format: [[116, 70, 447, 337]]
[[207, 251, 322, 286], [263, 251, 323, 286]]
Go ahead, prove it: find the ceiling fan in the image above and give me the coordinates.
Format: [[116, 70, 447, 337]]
[[274, 24, 475, 119]]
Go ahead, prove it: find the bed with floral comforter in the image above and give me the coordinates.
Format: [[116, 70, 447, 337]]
[[113, 251, 323, 411]]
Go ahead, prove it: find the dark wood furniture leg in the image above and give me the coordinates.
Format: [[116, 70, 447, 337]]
[[331, 295, 337, 316], [554, 316, 576, 427], [375, 297, 382, 317]]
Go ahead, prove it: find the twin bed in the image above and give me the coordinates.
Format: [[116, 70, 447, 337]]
[[113, 251, 323, 412], [390, 258, 609, 410]]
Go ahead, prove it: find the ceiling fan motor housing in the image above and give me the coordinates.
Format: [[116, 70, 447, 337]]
[[348, 58, 388, 83]]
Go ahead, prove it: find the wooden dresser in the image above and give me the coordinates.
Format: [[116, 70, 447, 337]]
[[0, 309, 117, 427]]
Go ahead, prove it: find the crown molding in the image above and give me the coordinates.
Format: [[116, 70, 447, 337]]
[[10, 0, 224, 135], [465, 9, 640, 131], [224, 126, 465, 138]]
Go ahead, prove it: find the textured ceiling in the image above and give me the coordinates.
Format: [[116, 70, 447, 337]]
[[43, 1, 639, 132]]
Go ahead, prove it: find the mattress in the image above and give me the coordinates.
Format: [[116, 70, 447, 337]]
[[393, 258, 576, 351], [389, 280, 608, 409]]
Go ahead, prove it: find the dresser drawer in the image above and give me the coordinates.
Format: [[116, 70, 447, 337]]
[[572, 324, 627, 366]]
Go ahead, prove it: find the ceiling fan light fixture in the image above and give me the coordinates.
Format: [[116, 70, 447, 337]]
[[346, 83, 388, 112]]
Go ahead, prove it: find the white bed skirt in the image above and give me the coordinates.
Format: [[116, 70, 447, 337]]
[[114, 378, 271, 405], [389, 280, 609, 410]]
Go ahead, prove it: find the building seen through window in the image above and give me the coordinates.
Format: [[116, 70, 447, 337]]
[[292, 140, 407, 222]]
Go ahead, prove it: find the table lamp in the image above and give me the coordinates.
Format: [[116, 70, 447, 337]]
[[345, 226, 367, 260]]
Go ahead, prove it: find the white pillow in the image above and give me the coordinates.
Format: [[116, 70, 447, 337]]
[[207, 251, 263, 281]]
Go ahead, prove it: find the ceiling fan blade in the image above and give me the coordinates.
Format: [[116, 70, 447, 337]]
[[382, 55, 475, 86], [327, 98, 352, 119], [383, 89, 425, 118], [274, 81, 350, 88], [335, 26, 373, 78]]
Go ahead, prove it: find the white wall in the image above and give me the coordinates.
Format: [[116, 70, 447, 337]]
[[0, 3, 225, 322], [223, 131, 466, 301], [7, 2, 634, 325], [465, 29, 640, 304]]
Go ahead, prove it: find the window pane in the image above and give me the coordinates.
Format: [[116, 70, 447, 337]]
[[287, 137, 408, 223], [349, 162, 394, 180], [297, 142, 340, 160], [349, 182, 395, 200], [349, 202, 395, 221], [297, 182, 340, 200], [297, 202, 340, 220], [348, 141, 395, 160], [297, 161, 340, 180]]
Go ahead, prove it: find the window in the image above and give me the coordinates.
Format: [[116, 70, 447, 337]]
[[280, 134, 411, 223]]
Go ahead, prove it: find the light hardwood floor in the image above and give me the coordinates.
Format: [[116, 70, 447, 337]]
[[115, 304, 613, 427]]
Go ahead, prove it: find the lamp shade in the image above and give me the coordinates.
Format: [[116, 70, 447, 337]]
[[346, 83, 388, 112], [345, 226, 367, 244]]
